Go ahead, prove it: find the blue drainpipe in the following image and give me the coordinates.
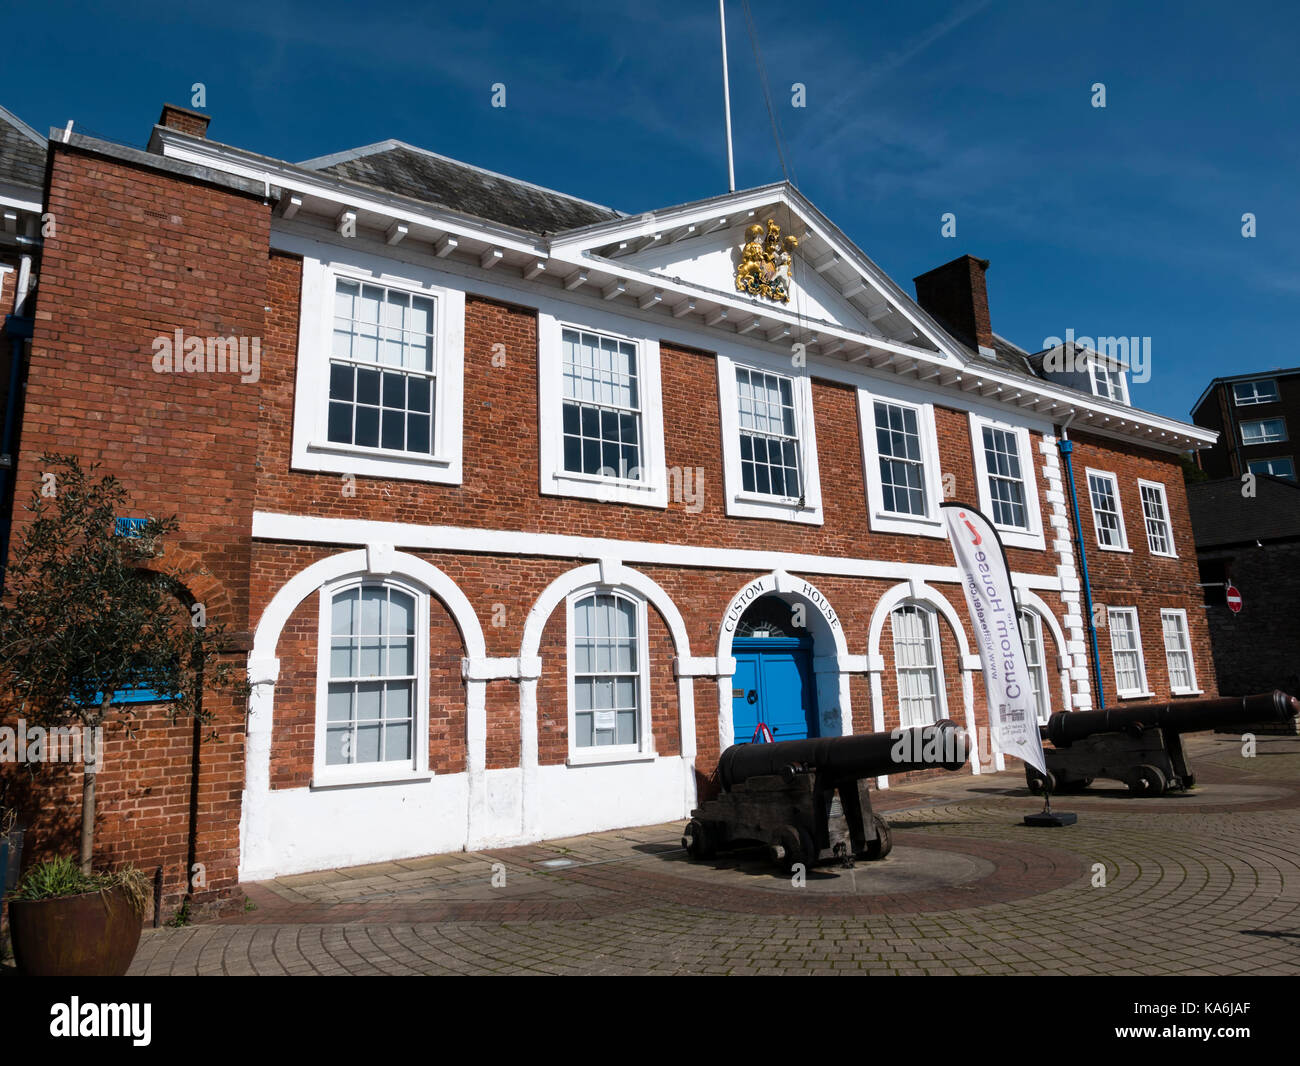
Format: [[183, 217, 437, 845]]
[[1058, 437, 1106, 709]]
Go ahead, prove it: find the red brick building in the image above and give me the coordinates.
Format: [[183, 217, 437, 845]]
[[1, 103, 1217, 913]]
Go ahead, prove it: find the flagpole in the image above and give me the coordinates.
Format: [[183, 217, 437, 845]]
[[719, 0, 736, 192]]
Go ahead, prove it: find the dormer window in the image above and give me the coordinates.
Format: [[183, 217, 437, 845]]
[[1090, 360, 1130, 405]]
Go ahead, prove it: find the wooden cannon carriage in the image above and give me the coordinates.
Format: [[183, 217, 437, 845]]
[[682, 720, 968, 873], [1027, 690, 1300, 797]]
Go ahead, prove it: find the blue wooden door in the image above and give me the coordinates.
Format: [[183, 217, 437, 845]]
[[732, 639, 816, 744], [731, 655, 761, 744], [758, 648, 815, 741]]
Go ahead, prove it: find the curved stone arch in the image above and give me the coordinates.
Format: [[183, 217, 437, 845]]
[[713, 570, 853, 746], [516, 562, 698, 839], [251, 548, 487, 665], [1016, 588, 1072, 717], [714, 569, 850, 666], [1016, 589, 1067, 661], [867, 580, 973, 665], [866, 580, 981, 779], [241, 547, 487, 880], [519, 562, 692, 665]]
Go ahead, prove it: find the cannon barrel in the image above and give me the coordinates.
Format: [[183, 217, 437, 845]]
[[717, 720, 967, 791], [1047, 690, 1299, 748]]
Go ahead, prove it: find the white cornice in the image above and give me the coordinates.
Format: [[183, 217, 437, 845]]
[[162, 128, 1215, 453]]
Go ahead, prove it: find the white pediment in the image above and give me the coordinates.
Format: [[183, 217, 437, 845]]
[[550, 185, 963, 362]]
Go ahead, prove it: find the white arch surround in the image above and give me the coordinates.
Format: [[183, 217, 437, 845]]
[[1016, 589, 1072, 722], [714, 570, 854, 751], [516, 562, 698, 840], [241, 547, 488, 879], [866, 579, 983, 783]]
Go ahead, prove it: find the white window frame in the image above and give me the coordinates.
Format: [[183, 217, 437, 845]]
[[716, 347, 823, 524], [891, 602, 949, 729], [538, 310, 668, 508], [857, 384, 945, 538], [1248, 456, 1296, 480], [968, 414, 1045, 550], [1160, 608, 1200, 696], [1107, 607, 1151, 700], [564, 586, 656, 767], [1137, 479, 1177, 558], [312, 576, 431, 788], [1233, 379, 1279, 406], [1090, 360, 1130, 405], [1241, 417, 1287, 446], [292, 251, 465, 484], [1018, 608, 1052, 725], [1085, 468, 1130, 552]]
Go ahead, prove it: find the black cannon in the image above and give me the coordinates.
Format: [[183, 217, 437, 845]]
[[1027, 690, 1300, 797], [683, 720, 968, 873]]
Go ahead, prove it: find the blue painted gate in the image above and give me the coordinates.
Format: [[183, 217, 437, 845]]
[[730, 636, 817, 745]]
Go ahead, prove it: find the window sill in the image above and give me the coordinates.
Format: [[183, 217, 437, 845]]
[[990, 523, 1045, 551], [728, 491, 823, 525], [1149, 550, 1179, 560], [565, 749, 658, 768], [310, 768, 433, 790], [868, 510, 947, 538], [1170, 688, 1204, 697], [310, 440, 453, 467], [1095, 543, 1133, 554], [1114, 691, 1154, 701], [545, 468, 667, 508], [294, 438, 462, 485]]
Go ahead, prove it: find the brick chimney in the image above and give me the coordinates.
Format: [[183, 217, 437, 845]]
[[157, 103, 210, 138], [913, 255, 994, 353]]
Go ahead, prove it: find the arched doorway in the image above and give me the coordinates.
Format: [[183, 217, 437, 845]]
[[730, 595, 817, 744]]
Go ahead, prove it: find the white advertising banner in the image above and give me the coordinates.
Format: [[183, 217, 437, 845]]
[[941, 502, 1048, 775]]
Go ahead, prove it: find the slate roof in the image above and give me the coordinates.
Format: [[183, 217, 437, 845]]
[[0, 104, 46, 191], [985, 332, 1039, 377], [300, 141, 623, 236], [1187, 475, 1300, 548]]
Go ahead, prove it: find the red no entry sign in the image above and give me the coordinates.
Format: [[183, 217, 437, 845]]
[[1226, 584, 1243, 613]]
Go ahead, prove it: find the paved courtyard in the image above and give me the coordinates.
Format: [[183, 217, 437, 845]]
[[129, 733, 1300, 975]]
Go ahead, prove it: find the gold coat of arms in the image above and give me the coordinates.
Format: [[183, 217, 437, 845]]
[[735, 218, 798, 303]]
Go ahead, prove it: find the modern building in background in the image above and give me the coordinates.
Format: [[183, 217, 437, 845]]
[[1191, 368, 1300, 482], [0, 101, 1217, 914], [1187, 474, 1300, 700]]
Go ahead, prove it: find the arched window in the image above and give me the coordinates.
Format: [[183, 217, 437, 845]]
[[1018, 608, 1051, 724], [891, 603, 945, 728], [315, 579, 428, 785], [568, 589, 650, 759]]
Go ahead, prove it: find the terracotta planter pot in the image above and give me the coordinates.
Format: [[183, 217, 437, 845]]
[[8, 886, 143, 976]]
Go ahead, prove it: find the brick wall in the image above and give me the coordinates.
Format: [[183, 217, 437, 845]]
[[2, 678, 246, 922], [253, 280, 1061, 579], [1199, 542, 1300, 696], [1064, 431, 1217, 702], [1, 143, 270, 914], [17, 143, 268, 632]]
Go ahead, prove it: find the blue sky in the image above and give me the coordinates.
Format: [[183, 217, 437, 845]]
[[4, 0, 1297, 421]]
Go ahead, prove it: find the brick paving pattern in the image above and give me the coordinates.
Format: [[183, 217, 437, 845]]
[[126, 734, 1300, 975]]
